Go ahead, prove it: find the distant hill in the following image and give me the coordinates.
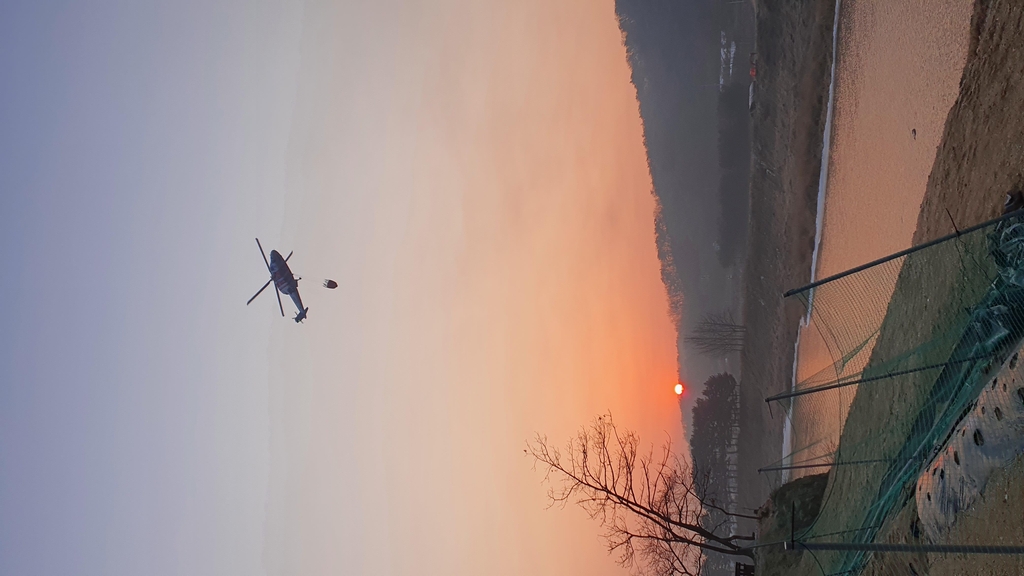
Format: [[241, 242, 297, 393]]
[[616, 0, 754, 386]]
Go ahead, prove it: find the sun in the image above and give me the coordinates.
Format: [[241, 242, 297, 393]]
[[674, 383, 684, 395]]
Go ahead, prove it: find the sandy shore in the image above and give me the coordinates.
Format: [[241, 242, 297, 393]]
[[787, 0, 974, 475]]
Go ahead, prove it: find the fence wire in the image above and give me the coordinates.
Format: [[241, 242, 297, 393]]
[[763, 212, 1024, 575]]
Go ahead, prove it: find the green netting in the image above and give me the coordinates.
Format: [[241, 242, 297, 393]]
[[765, 213, 1024, 575]]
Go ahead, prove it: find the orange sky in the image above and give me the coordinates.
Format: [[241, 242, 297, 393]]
[[262, 1, 682, 574]]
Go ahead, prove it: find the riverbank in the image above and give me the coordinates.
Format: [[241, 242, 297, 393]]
[[735, 0, 837, 515]]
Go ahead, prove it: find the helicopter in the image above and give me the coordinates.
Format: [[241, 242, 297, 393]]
[[247, 238, 308, 322]]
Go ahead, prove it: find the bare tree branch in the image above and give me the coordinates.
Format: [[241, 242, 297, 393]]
[[684, 311, 745, 357], [527, 414, 755, 576]]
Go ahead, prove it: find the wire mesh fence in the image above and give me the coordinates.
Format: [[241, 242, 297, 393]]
[[761, 211, 1024, 575]]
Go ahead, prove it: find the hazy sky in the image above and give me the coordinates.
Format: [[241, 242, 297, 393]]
[[0, 1, 681, 575]]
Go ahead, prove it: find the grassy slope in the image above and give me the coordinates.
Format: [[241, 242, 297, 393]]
[[860, 1, 1024, 573]]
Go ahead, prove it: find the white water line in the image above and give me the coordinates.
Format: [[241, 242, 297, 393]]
[[805, 0, 841, 323], [781, 328, 803, 483], [780, 0, 842, 481]]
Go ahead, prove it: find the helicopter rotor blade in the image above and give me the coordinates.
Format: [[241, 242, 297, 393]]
[[247, 279, 273, 305], [284, 251, 293, 262], [275, 285, 285, 317], [256, 238, 272, 273]]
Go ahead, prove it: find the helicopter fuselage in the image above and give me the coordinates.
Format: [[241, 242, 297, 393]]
[[269, 249, 306, 320], [248, 239, 308, 322]]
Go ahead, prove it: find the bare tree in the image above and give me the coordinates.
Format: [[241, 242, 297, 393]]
[[527, 415, 756, 576], [685, 311, 745, 357]]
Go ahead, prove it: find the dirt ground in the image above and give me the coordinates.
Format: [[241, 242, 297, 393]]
[[912, 0, 1024, 239], [752, 0, 1024, 573], [736, 0, 837, 517], [859, 456, 1024, 576]]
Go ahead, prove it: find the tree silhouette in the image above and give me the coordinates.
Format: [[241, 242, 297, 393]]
[[690, 374, 742, 576], [527, 415, 755, 576], [685, 312, 745, 357]]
